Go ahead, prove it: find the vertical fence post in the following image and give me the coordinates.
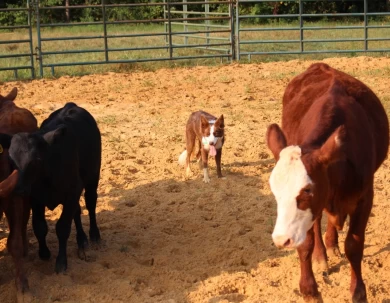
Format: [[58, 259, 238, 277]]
[[164, 1, 168, 45], [167, 0, 173, 59], [27, 0, 35, 78], [205, 0, 210, 47], [183, 0, 188, 45], [364, 0, 368, 51], [235, 0, 240, 60], [299, 0, 304, 53], [102, 0, 108, 62], [229, 0, 235, 61], [34, 0, 43, 77]]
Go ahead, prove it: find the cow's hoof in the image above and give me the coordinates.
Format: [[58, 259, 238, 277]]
[[313, 260, 329, 274], [352, 284, 367, 303], [326, 246, 342, 258], [16, 290, 33, 303], [78, 248, 87, 261], [39, 246, 51, 260], [89, 228, 101, 244], [303, 294, 323, 303], [55, 257, 67, 274], [16, 276, 29, 294], [77, 232, 89, 250]]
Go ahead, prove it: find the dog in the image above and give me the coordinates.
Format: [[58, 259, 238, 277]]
[[178, 111, 225, 183]]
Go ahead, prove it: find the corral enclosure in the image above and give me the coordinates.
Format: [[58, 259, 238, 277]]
[[2, 0, 390, 80], [0, 57, 390, 302]]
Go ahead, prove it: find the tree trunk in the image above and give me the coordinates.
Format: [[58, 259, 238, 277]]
[[65, 0, 70, 23]]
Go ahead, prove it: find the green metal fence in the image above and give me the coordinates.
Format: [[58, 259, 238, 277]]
[[0, 0, 35, 78], [35, 1, 234, 77], [1, 0, 390, 80], [236, 0, 390, 60]]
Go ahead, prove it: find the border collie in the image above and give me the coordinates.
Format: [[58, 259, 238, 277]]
[[178, 111, 225, 183]]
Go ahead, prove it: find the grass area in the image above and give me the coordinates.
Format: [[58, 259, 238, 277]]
[[1, 17, 390, 81]]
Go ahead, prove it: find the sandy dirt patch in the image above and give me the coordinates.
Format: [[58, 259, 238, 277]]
[[1, 56, 390, 303]]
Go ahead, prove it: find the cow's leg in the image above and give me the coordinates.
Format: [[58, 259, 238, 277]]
[[84, 183, 101, 244], [185, 132, 196, 177], [325, 219, 342, 258], [21, 197, 30, 258], [74, 203, 89, 259], [345, 187, 372, 303], [215, 148, 223, 178], [201, 147, 210, 183], [55, 193, 80, 273], [5, 197, 29, 293], [312, 213, 328, 272], [297, 227, 320, 301], [32, 202, 50, 260]]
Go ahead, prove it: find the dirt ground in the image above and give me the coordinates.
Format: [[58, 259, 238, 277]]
[[1, 56, 390, 303]]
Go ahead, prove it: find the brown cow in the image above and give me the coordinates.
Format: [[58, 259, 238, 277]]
[[266, 63, 389, 302], [0, 87, 38, 297]]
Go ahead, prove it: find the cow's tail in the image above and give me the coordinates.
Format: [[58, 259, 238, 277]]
[[178, 150, 187, 166]]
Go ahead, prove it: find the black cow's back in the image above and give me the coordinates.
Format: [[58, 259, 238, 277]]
[[40, 103, 101, 189]]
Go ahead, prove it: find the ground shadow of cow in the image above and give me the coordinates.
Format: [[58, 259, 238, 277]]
[[0, 161, 292, 302], [0, 159, 388, 302]]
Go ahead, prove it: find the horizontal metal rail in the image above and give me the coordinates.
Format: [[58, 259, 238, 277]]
[[169, 10, 229, 16], [241, 49, 390, 56], [168, 22, 229, 28], [0, 53, 32, 59], [37, 1, 231, 10], [174, 34, 230, 41], [0, 25, 30, 30], [0, 39, 31, 45], [0, 66, 34, 71], [42, 54, 232, 68]]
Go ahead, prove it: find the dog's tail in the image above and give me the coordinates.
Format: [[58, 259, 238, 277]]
[[178, 150, 187, 166]]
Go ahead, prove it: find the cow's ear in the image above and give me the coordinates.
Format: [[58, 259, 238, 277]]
[[43, 125, 67, 145], [266, 123, 287, 161], [318, 125, 346, 166], [0, 170, 18, 198], [0, 133, 13, 150], [3, 88, 18, 102]]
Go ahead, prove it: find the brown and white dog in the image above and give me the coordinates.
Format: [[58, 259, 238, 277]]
[[178, 111, 225, 183]]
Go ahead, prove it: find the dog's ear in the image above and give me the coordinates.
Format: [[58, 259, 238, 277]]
[[200, 115, 209, 130], [215, 114, 224, 129]]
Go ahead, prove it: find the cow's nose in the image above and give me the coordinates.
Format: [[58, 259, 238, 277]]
[[272, 235, 294, 248]]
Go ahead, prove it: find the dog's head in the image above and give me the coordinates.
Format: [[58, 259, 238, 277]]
[[201, 114, 224, 146]]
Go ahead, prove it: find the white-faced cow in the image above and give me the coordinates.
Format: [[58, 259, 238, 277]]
[[0, 88, 38, 297], [266, 63, 389, 302], [7, 102, 101, 273]]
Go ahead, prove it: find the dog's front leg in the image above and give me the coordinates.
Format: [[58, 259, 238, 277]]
[[201, 148, 210, 183], [215, 148, 223, 178]]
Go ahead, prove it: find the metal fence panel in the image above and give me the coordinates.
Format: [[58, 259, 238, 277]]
[[0, 0, 35, 79], [236, 0, 390, 60], [1, 0, 390, 80], [36, 0, 233, 77]]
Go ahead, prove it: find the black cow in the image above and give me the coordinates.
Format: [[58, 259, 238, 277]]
[[8, 102, 101, 273]]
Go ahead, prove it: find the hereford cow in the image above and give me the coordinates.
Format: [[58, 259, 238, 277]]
[[0, 87, 38, 295], [266, 63, 389, 302], [6, 102, 101, 273]]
